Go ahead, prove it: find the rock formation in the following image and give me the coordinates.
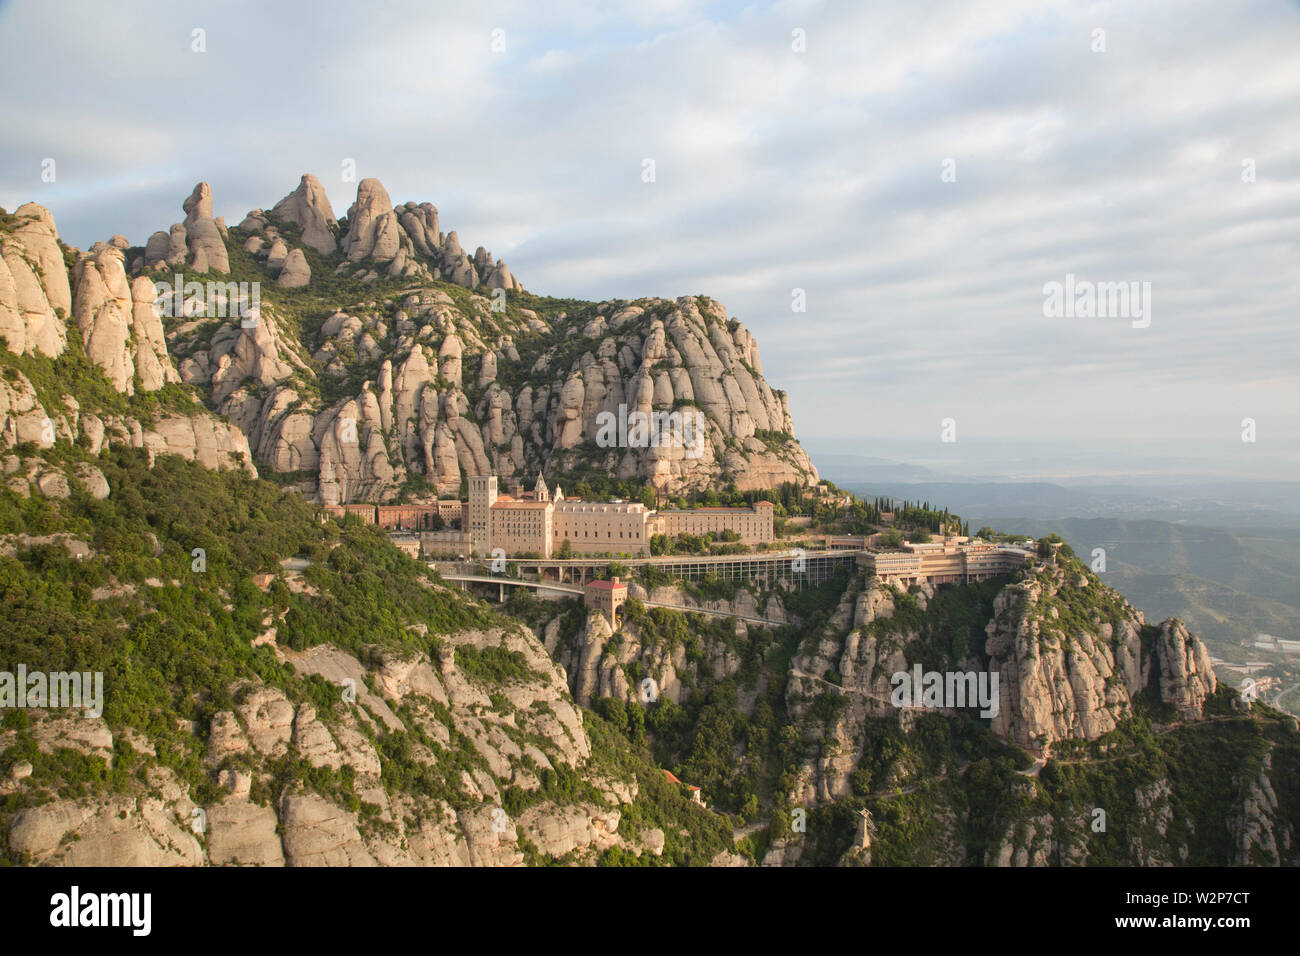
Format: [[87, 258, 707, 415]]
[[2, 630, 649, 866], [0, 204, 69, 357], [276, 248, 311, 288], [72, 243, 180, 395], [180, 182, 230, 273], [340, 178, 407, 267], [269, 173, 337, 254], [984, 567, 1216, 750], [781, 564, 1219, 806]]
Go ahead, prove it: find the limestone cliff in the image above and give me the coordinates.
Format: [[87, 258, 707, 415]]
[[985, 565, 1216, 750], [154, 173, 816, 500], [781, 563, 1219, 807], [0, 203, 253, 475], [5, 175, 816, 501], [0, 630, 647, 866], [544, 584, 790, 708]]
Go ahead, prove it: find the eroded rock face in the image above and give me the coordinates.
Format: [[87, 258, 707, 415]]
[[63, 226, 180, 395], [1153, 618, 1216, 718], [984, 568, 1215, 751], [1, 204, 69, 357], [4, 623, 661, 867], [279, 790, 378, 866], [547, 590, 787, 710], [130, 275, 181, 392], [341, 178, 404, 264], [318, 175, 516, 289], [181, 182, 230, 273], [276, 248, 311, 289], [1228, 754, 1292, 866], [175, 288, 817, 500], [270, 174, 337, 254], [73, 243, 136, 393], [9, 176, 813, 503], [4, 712, 201, 866], [144, 413, 256, 473], [774, 565, 1221, 808], [12, 203, 72, 316], [206, 802, 284, 866]]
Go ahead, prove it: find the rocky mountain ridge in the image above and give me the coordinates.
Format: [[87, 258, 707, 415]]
[[2, 175, 816, 505]]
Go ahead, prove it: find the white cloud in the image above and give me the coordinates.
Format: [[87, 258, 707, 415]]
[[0, 0, 1295, 462]]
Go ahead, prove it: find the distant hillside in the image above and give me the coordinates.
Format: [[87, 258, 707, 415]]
[[971, 516, 1300, 652], [836, 478, 1300, 531]]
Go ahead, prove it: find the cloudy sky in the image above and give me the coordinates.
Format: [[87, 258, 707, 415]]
[[1, 0, 1296, 478]]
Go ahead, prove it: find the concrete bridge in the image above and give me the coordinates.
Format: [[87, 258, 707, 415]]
[[432, 548, 860, 591], [439, 573, 790, 626]]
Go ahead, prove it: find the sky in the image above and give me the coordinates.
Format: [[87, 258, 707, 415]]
[[1, 0, 1297, 479]]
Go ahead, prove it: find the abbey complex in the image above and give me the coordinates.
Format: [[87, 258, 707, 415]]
[[325, 473, 775, 558]]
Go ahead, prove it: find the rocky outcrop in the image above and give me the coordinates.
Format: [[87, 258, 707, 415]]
[[143, 223, 188, 269], [72, 244, 135, 392], [11, 203, 72, 316], [2, 365, 253, 472], [1152, 618, 1216, 718], [778, 564, 1220, 807], [72, 243, 180, 395], [0, 204, 69, 357], [270, 173, 337, 254], [1, 373, 65, 452], [276, 248, 311, 288], [3, 622, 663, 866], [3, 712, 202, 866], [130, 275, 180, 391], [181, 182, 230, 273], [1227, 753, 1293, 866], [163, 287, 816, 499], [143, 413, 256, 472], [340, 178, 407, 267], [484, 258, 522, 293], [546, 588, 787, 710], [984, 567, 1216, 751], [10, 176, 813, 502]]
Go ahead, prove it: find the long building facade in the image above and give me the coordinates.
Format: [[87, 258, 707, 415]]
[[859, 540, 1033, 586], [328, 473, 778, 559], [653, 502, 774, 544]]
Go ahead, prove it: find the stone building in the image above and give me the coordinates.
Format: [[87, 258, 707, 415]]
[[467, 474, 498, 556], [860, 540, 1033, 587], [331, 472, 779, 560], [650, 501, 774, 544], [584, 577, 627, 626], [554, 499, 655, 556]]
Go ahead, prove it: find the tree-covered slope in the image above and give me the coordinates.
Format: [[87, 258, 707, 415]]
[[0, 450, 734, 866]]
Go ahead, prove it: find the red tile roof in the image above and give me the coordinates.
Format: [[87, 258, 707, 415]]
[[586, 579, 626, 591]]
